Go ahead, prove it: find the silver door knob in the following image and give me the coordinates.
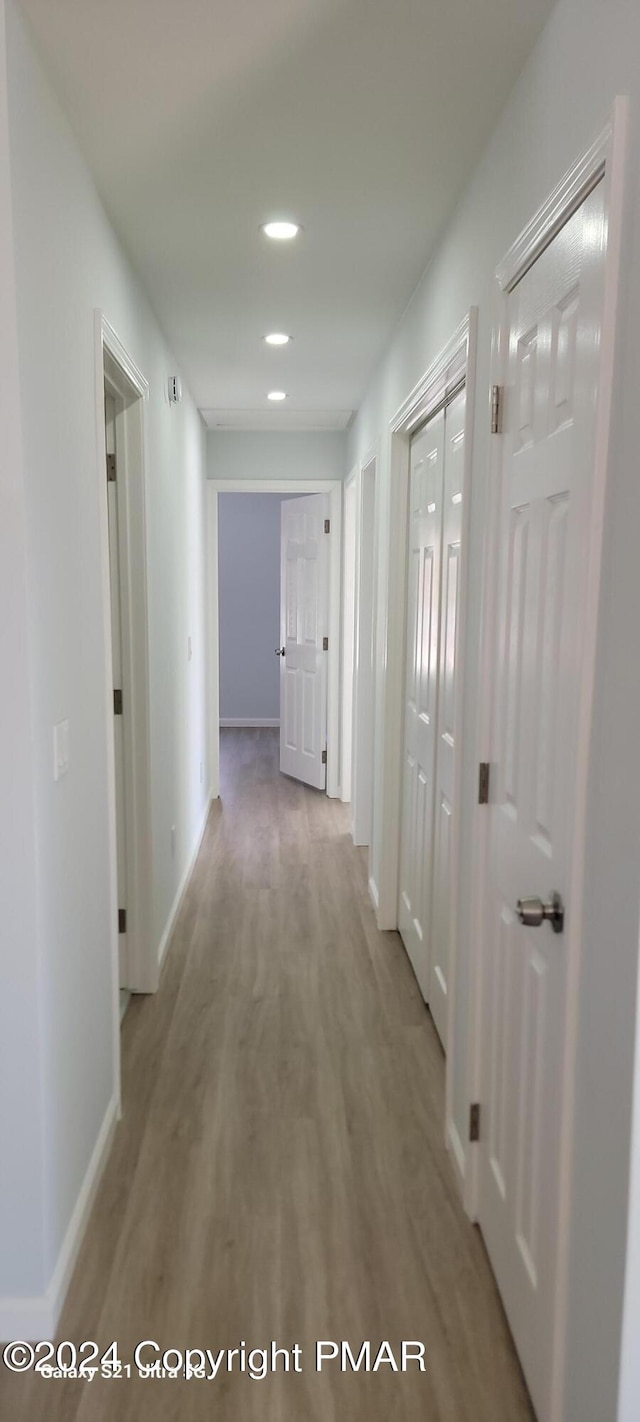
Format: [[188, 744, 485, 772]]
[[275, 646, 285, 656], [516, 891, 564, 934]]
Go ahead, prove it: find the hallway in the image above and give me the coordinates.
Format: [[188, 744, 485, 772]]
[[2, 730, 533, 1421]]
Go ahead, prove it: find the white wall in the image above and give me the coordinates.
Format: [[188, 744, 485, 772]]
[[208, 429, 347, 483], [619, 934, 640, 1422], [0, 0, 45, 1302], [218, 493, 285, 723], [0, 0, 209, 1324], [347, 1, 640, 1418]]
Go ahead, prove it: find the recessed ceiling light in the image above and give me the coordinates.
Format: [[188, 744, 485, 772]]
[[267, 391, 287, 401], [264, 333, 291, 346], [261, 221, 300, 240]]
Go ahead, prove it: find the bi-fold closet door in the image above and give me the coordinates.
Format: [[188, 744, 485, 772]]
[[397, 385, 466, 1049]]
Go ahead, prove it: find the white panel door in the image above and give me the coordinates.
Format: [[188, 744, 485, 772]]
[[478, 181, 607, 1421], [429, 386, 466, 1046], [279, 493, 330, 790], [398, 413, 444, 998], [105, 393, 128, 987]]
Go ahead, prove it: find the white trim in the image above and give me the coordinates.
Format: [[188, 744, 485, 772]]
[[447, 1119, 467, 1199], [463, 305, 505, 1219], [206, 482, 220, 799], [0, 1095, 118, 1342], [326, 483, 343, 798], [351, 448, 378, 848], [376, 308, 477, 932], [368, 876, 379, 912], [464, 102, 628, 1422], [99, 317, 155, 996], [391, 314, 472, 434], [208, 478, 343, 800], [220, 718, 280, 727], [496, 123, 612, 293], [157, 797, 212, 969], [340, 467, 358, 803], [373, 432, 409, 930], [443, 312, 478, 1161], [98, 316, 149, 401], [552, 98, 628, 1422]]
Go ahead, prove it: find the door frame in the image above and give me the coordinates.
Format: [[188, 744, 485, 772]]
[[207, 479, 343, 798], [341, 467, 358, 803], [351, 448, 377, 852], [94, 313, 156, 1094], [374, 311, 477, 1170], [465, 102, 628, 1421], [374, 310, 477, 934]]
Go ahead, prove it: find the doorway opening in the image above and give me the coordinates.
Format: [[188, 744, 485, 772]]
[[207, 478, 342, 800], [378, 315, 476, 1073], [217, 492, 293, 734], [216, 489, 330, 789], [96, 315, 155, 1072]]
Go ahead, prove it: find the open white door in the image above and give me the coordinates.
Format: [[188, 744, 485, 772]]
[[279, 493, 330, 790], [478, 179, 608, 1422], [428, 386, 466, 1047], [397, 387, 468, 1047], [397, 413, 445, 997]]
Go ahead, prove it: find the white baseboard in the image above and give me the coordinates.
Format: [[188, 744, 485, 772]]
[[368, 875, 379, 912], [157, 796, 211, 968], [447, 1118, 467, 1201], [0, 1093, 118, 1342], [220, 718, 280, 727]]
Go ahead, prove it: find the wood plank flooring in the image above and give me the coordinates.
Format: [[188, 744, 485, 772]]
[[0, 729, 534, 1421]]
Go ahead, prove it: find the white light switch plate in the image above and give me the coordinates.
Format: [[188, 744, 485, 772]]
[[53, 719, 70, 781]]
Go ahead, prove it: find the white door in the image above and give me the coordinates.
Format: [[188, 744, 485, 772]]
[[105, 392, 128, 987], [478, 181, 607, 1422], [398, 412, 445, 998], [429, 386, 466, 1046], [279, 493, 330, 790]]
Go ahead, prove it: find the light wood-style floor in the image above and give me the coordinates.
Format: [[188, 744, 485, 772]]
[[1, 729, 534, 1421]]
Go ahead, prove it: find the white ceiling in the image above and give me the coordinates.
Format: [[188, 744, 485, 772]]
[[20, 0, 553, 430]]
